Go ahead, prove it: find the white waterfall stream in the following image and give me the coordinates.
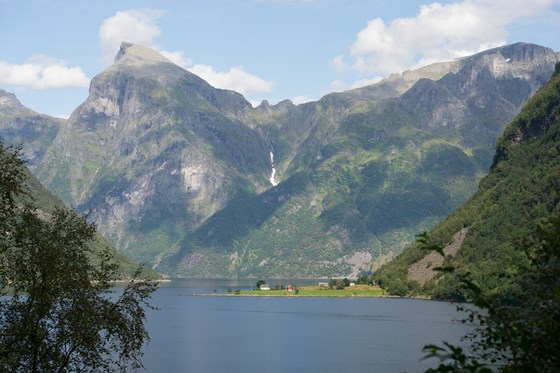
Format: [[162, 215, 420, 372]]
[[269, 151, 278, 186]]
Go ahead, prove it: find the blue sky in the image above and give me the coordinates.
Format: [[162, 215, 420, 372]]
[[1, 0, 559, 118]]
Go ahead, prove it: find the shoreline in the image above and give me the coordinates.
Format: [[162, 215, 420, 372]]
[[159, 284, 387, 298], [161, 293, 384, 298]]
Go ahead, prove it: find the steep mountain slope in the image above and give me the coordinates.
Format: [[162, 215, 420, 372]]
[[373, 63, 560, 298], [0, 89, 63, 168], [10, 42, 559, 277], [36, 43, 271, 265], [0, 91, 157, 278], [0, 141, 158, 279], [157, 43, 559, 277]]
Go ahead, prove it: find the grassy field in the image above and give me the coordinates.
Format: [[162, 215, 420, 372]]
[[227, 284, 385, 297]]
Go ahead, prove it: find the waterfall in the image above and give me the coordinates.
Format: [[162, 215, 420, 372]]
[[269, 151, 278, 186]]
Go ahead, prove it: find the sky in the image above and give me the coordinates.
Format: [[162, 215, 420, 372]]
[[1, 0, 559, 118]]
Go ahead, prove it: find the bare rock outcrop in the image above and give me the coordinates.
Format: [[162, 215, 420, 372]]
[[407, 228, 468, 285]]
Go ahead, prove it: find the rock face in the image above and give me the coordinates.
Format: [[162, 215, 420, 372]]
[[374, 63, 560, 298], [4, 42, 559, 277], [407, 228, 468, 286], [36, 43, 270, 262], [0, 89, 63, 168]]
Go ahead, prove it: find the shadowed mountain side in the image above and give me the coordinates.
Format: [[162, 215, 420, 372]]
[[373, 63, 560, 298], [0, 89, 63, 168], [19, 160, 160, 279], [3, 42, 559, 278]]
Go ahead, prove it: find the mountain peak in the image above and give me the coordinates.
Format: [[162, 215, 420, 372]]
[[114, 42, 173, 67], [0, 89, 38, 116], [0, 89, 22, 107]]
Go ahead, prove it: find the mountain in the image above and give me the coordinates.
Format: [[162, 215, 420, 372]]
[[160, 43, 557, 277], [34, 43, 271, 268], [0, 89, 157, 279], [5, 42, 559, 277], [373, 63, 560, 298], [0, 89, 63, 168], [3, 148, 160, 279]]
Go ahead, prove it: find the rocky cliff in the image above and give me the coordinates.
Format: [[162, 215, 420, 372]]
[[4, 42, 559, 277], [36, 43, 270, 264], [373, 62, 560, 299], [0, 89, 63, 168]]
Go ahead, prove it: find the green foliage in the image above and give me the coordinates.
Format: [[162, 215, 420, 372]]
[[164, 53, 533, 277], [421, 217, 560, 372], [234, 284, 384, 297], [0, 143, 27, 217], [328, 278, 351, 290], [374, 62, 560, 299], [0, 142, 157, 372], [356, 274, 371, 285], [14, 45, 553, 278], [420, 141, 477, 178]]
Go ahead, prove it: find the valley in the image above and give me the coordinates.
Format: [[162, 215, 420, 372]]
[[1, 42, 559, 278]]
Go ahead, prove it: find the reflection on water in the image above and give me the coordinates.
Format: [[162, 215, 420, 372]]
[[140, 279, 469, 373]]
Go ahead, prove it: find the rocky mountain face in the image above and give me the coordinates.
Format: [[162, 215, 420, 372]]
[[0, 89, 63, 168], [35, 43, 270, 265], [373, 63, 560, 299], [3, 42, 559, 277], [0, 139, 159, 279]]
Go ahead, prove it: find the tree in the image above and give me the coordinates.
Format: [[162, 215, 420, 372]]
[[256, 280, 265, 289], [356, 274, 370, 285], [419, 218, 560, 372], [0, 143, 26, 257], [0, 142, 157, 372]]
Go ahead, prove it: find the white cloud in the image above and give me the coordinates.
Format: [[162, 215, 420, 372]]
[[350, 77, 383, 89], [98, 9, 275, 97], [291, 95, 315, 105], [330, 55, 347, 73], [99, 9, 164, 65], [324, 76, 384, 94], [249, 100, 264, 108], [188, 65, 274, 96], [327, 79, 349, 93], [339, 0, 560, 77], [0, 55, 90, 90], [159, 50, 192, 68]]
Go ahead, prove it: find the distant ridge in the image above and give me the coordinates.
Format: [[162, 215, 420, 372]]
[[373, 62, 560, 299], [1, 42, 559, 278]]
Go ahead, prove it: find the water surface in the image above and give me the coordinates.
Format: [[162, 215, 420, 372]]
[[140, 279, 468, 372]]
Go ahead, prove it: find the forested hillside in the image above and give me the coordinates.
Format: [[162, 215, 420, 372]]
[[373, 63, 560, 299], [2, 42, 559, 278]]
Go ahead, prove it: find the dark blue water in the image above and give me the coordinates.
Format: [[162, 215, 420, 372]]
[[140, 279, 469, 373]]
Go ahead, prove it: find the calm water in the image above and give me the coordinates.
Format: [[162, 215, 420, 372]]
[[139, 279, 469, 373]]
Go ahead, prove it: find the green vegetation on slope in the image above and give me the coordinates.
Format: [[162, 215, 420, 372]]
[[6, 43, 557, 278], [4, 143, 160, 279], [1, 142, 157, 372], [422, 217, 560, 371], [373, 63, 560, 299], [159, 84, 539, 277]]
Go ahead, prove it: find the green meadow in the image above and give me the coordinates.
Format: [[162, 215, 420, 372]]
[[222, 285, 385, 297]]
